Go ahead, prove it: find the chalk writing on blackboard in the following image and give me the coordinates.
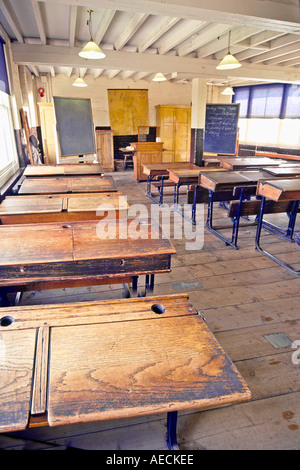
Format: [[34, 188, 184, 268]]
[[204, 104, 239, 155]]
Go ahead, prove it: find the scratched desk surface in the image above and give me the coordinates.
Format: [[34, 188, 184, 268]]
[[199, 170, 277, 191], [0, 294, 251, 432], [18, 176, 118, 194], [0, 218, 175, 290], [0, 192, 128, 224], [23, 163, 104, 176]]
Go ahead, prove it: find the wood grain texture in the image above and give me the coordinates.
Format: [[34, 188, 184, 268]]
[[0, 193, 129, 224], [0, 219, 175, 287], [24, 163, 103, 176], [220, 157, 283, 170], [18, 176, 118, 194], [257, 178, 300, 201], [0, 329, 36, 432]]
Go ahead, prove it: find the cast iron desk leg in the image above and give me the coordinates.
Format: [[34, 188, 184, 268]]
[[255, 197, 300, 276], [167, 411, 179, 450]]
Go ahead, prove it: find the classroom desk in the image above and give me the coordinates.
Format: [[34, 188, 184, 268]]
[[261, 167, 300, 177], [256, 179, 300, 276], [0, 192, 128, 224], [0, 219, 175, 306], [17, 175, 118, 194], [167, 167, 227, 224], [0, 293, 251, 449], [199, 170, 274, 248], [23, 163, 104, 176], [220, 157, 285, 170], [142, 162, 200, 205]]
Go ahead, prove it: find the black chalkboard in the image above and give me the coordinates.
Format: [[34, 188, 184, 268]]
[[204, 104, 239, 155], [53, 97, 96, 157]]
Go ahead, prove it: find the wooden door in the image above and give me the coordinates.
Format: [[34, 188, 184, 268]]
[[174, 107, 191, 162], [95, 130, 114, 171], [38, 103, 57, 164], [156, 106, 175, 162]]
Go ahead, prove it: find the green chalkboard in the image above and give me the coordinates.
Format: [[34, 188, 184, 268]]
[[204, 104, 239, 155], [53, 97, 96, 157]]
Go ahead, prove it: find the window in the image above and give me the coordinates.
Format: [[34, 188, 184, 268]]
[[0, 36, 19, 187], [233, 83, 300, 119]]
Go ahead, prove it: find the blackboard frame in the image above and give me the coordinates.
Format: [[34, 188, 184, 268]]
[[204, 103, 240, 155], [53, 96, 96, 157]]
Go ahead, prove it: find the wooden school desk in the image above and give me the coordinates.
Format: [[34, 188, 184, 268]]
[[23, 163, 104, 177], [256, 179, 300, 275], [261, 167, 300, 177], [0, 193, 129, 224], [0, 219, 175, 306], [199, 170, 275, 248], [0, 294, 251, 449], [16, 175, 118, 194], [220, 157, 284, 170], [142, 162, 200, 205], [167, 167, 227, 224]]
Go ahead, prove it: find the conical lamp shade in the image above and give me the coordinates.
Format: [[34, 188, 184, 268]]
[[72, 77, 88, 87], [79, 40, 106, 59], [216, 52, 241, 70], [152, 72, 167, 82], [221, 87, 235, 95]]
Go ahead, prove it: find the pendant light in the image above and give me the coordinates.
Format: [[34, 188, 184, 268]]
[[72, 77, 88, 87], [221, 86, 235, 95], [152, 72, 167, 82], [216, 31, 241, 70], [79, 10, 106, 60]]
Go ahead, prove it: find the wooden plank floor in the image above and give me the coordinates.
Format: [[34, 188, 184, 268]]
[[1, 170, 300, 450]]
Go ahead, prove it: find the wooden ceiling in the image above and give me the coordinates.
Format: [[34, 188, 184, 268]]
[[1, 0, 300, 86]]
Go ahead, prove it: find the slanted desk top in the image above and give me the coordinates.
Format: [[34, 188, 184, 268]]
[[199, 170, 274, 192], [261, 167, 300, 177], [23, 163, 103, 176], [257, 178, 300, 201], [220, 157, 284, 170], [0, 294, 251, 432], [18, 176, 118, 194], [0, 218, 175, 290], [142, 162, 200, 177], [0, 192, 128, 224]]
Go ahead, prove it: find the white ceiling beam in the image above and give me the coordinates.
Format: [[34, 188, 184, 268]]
[[36, 0, 300, 34], [68, 5, 77, 47], [178, 23, 232, 57], [118, 70, 136, 79], [105, 69, 121, 79], [250, 40, 300, 63], [234, 32, 300, 61], [93, 10, 116, 45], [11, 42, 300, 83], [137, 17, 180, 52], [0, 0, 24, 42], [31, 0, 46, 45], [114, 12, 149, 50], [93, 69, 103, 78], [197, 26, 261, 58], [158, 20, 207, 55], [265, 50, 300, 65]]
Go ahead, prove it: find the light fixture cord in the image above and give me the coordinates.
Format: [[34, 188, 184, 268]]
[[87, 10, 94, 41], [228, 31, 231, 53]]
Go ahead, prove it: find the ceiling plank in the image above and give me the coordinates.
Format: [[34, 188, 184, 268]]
[[114, 12, 149, 50], [0, 0, 24, 43], [137, 17, 180, 52], [69, 5, 77, 47], [93, 9, 116, 45], [31, 0, 46, 45], [178, 23, 232, 56], [36, 0, 300, 34], [158, 20, 207, 55]]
